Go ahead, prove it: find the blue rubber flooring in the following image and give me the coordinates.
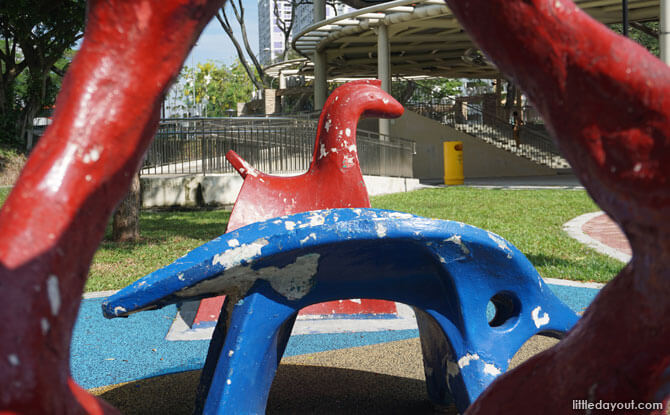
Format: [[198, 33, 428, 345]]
[[72, 283, 599, 389]]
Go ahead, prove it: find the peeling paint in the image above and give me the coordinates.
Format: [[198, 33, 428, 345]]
[[345, 128, 351, 137], [212, 238, 269, 269], [487, 232, 513, 259], [302, 211, 325, 227], [40, 318, 50, 335], [483, 362, 502, 376], [531, 306, 550, 328], [284, 221, 296, 231], [389, 212, 413, 219], [300, 233, 317, 244], [239, 158, 258, 177], [8, 354, 19, 367], [46, 275, 60, 316], [445, 235, 470, 255], [177, 253, 320, 301], [375, 223, 387, 238], [350, 298, 362, 304], [227, 239, 240, 248], [82, 146, 102, 164], [458, 353, 480, 368]]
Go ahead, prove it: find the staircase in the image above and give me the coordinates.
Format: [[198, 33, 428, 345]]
[[395, 82, 571, 170]]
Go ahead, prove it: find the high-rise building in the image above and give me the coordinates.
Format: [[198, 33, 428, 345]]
[[258, 0, 356, 66], [258, 0, 294, 65], [292, 1, 355, 37]]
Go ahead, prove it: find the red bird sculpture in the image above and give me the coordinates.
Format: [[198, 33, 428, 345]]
[[224, 79, 403, 231]]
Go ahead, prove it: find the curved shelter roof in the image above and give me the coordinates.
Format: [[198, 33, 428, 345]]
[[291, 0, 660, 79]]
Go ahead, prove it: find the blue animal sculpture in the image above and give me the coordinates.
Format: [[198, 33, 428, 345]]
[[103, 208, 578, 414]]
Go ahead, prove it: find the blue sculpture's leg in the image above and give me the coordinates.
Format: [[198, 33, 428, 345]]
[[194, 298, 297, 415], [202, 291, 297, 414], [414, 307, 456, 408], [415, 284, 579, 414], [194, 297, 232, 415]]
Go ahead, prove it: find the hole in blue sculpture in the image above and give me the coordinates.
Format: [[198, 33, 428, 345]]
[[487, 291, 520, 328]]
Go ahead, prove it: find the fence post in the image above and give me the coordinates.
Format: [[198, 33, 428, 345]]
[[201, 119, 207, 176]]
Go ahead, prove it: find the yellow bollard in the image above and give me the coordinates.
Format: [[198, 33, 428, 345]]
[[443, 141, 464, 185]]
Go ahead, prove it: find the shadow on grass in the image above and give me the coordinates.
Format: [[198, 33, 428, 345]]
[[525, 253, 582, 269], [525, 253, 623, 281], [101, 210, 231, 249], [96, 365, 444, 415]]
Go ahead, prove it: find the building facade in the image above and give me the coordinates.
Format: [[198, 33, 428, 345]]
[[258, 0, 294, 65], [259, 0, 355, 66], [292, 1, 356, 36]]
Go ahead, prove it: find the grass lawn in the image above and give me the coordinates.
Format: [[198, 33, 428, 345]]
[[0, 186, 623, 292], [372, 187, 622, 284]]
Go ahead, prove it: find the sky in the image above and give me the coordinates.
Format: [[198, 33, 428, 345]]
[[185, 2, 260, 68]]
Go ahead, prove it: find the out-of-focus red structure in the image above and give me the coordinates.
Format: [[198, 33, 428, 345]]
[[443, 0, 670, 414], [1, 0, 669, 413], [0, 1, 224, 413]]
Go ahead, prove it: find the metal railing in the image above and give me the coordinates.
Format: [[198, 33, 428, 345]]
[[394, 81, 570, 169], [142, 117, 415, 178]]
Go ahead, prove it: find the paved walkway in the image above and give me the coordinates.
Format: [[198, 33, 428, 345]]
[[563, 211, 631, 263]]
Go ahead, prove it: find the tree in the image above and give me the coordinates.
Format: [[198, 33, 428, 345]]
[[216, 1, 341, 91], [181, 60, 255, 116], [112, 173, 140, 242], [0, 0, 85, 149], [216, 0, 268, 91]]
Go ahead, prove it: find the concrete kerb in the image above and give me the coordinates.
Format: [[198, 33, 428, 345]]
[[562, 211, 631, 263]]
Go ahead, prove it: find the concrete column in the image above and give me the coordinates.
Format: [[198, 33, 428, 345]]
[[313, 0, 328, 110], [314, 52, 327, 110], [662, 0, 670, 64], [377, 23, 391, 139], [278, 71, 286, 112]]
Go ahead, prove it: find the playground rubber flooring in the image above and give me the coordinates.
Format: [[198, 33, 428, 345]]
[[79, 206, 626, 414], [79, 281, 599, 414]]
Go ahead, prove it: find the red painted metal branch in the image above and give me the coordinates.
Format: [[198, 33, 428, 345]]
[[443, 0, 670, 413], [0, 1, 223, 413]]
